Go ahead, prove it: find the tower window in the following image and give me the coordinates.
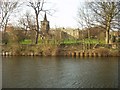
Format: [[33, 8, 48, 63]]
[[43, 23, 45, 25]]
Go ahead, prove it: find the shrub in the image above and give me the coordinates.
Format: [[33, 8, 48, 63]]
[[93, 47, 110, 55]]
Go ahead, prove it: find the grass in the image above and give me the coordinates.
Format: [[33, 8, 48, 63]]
[[61, 39, 81, 44], [20, 39, 59, 45], [61, 39, 105, 44], [20, 37, 43, 44], [83, 39, 105, 44], [20, 38, 105, 45], [20, 39, 32, 44]]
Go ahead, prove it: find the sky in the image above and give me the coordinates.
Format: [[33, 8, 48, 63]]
[[46, 0, 118, 28], [47, 0, 81, 28], [4, 0, 119, 28], [9, 0, 84, 28]]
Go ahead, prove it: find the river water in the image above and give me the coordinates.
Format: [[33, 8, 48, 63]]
[[2, 56, 118, 88]]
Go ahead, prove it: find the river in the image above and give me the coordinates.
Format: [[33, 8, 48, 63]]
[[2, 56, 118, 88]]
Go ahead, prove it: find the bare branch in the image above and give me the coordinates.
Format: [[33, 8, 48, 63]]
[[0, 0, 20, 31], [77, 1, 120, 44]]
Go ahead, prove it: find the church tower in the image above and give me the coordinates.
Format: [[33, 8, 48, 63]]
[[41, 12, 50, 34]]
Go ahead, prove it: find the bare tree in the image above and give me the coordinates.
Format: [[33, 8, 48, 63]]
[[0, 0, 19, 32], [18, 12, 37, 43], [77, 2, 95, 40], [77, 2, 96, 49], [78, 1, 120, 44], [18, 12, 36, 35], [27, 0, 46, 44], [88, 1, 120, 44]]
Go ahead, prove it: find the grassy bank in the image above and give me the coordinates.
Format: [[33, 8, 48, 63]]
[[1, 43, 120, 57], [20, 38, 105, 45], [62, 39, 105, 44]]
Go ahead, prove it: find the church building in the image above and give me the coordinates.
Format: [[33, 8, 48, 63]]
[[41, 12, 50, 34]]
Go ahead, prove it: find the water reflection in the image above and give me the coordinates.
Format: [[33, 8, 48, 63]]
[[2, 56, 118, 88]]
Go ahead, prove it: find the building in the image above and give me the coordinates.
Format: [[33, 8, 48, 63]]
[[41, 12, 50, 34], [60, 28, 80, 39]]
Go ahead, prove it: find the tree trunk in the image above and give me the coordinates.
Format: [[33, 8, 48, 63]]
[[105, 18, 111, 44], [4, 18, 8, 32], [35, 14, 39, 44], [35, 31, 39, 44], [105, 30, 109, 44]]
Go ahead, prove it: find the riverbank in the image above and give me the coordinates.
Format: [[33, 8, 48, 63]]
[[1, 43, 120, 57]]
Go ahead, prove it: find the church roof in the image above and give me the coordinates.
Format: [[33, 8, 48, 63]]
[[44, 12, 47, 21]]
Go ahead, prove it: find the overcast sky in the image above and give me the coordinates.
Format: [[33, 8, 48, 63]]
[[5, 0, 119, 28], [9, 0, 85, 28], [47, 0, 82, 28]]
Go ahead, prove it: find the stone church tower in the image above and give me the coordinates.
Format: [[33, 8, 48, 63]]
[[41, 12, 50, 34]]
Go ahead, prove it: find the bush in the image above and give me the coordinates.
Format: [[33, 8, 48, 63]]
[[2, 32, 9, 44], [93, 47, 110, 55]]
